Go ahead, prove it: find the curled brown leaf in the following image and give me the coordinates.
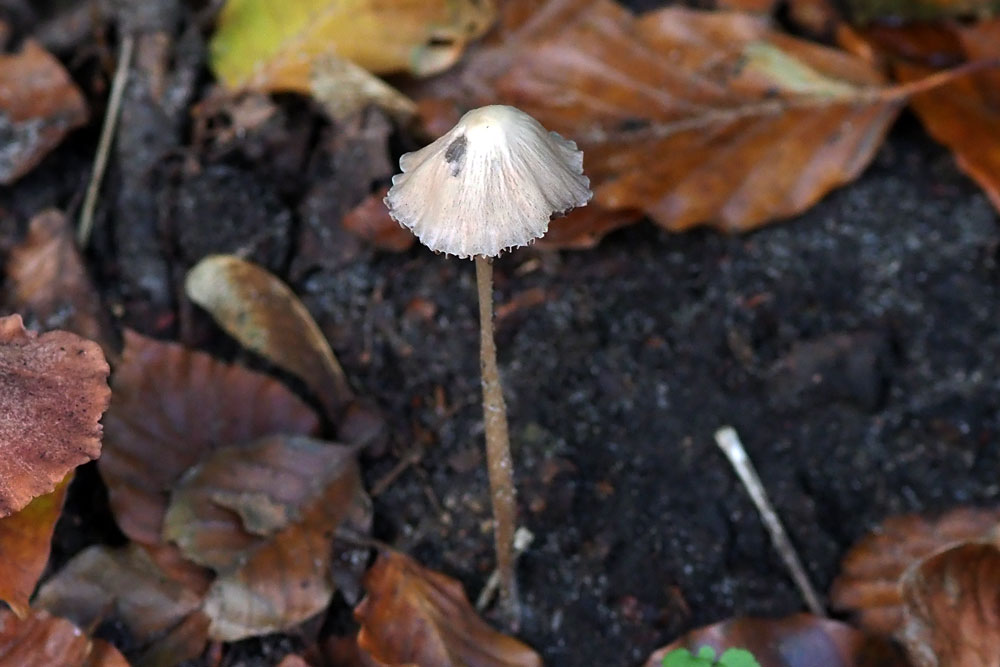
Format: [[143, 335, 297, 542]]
[[0, 314, 110, 517], [0, 31, 88, 184], [355, 551, 542, 667], [900, 541, 1000, 667], [415, 0, 903, 239], [830, 507, 1000, 636], [99, 330, 320, 546], [0, 608, 128, 667], [163, 436, 371, 641]]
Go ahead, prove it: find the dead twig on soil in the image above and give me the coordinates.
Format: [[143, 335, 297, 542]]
[[714, 426, 826, 617], [77, 34, 134, 247], [476, 527, 534, 612]]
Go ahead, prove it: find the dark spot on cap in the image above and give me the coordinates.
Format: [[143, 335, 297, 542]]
[[444, 135, 468, 177]]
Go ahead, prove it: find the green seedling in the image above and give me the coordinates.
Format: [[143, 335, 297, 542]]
[[663, 646, 761, 667]]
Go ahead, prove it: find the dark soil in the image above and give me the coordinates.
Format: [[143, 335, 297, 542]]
[[4, 1, 1000, 666]]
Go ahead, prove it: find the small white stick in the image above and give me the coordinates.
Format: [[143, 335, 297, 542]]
[[476, 527, 534, 612], [78, 34, 135, 247], [714, 426, 826, 617]]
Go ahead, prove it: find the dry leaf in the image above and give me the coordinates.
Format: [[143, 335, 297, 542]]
[[415, 0, 906, 237], [644, 614, 908, 667], [341, 188, 417, 252], [209, 0, 496, 91], [162, 436, 369, 641], [5, 209, 115, 357], [355, 550, 542, 667], [862, 21, 1000, 215], [0, 314, 110, 517], [0, 30, 88, 184], [0, 473, 72, 617], [310, 56, 417, 123], [185, 255, 354, 422], [899, 541, 1000, 667], [99, 330, 320, 546], [830, 507, 1000, 635], [0, 608, 128, 667], [35, 544, 208, 664]]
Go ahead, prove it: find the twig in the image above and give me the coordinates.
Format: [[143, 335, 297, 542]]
[[77, 34, 134, 247], [714, 426, 826, 617], [476, 527, 534, 612]]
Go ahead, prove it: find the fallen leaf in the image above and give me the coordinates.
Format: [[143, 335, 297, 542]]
[[830, 507, 1000, 635], [355, 550, 542, 667], [644, 614, 908, 667], [0, 608, 128, 667], [98, 330, 320, 546], [899, 541, 1000, 667], [185, 255, 354, 422], [162, 435, 370, 641], [861, 21, 1000, 215], [0, 473, 72, 617], [5, 209, 115, 358], [310, 55, 417, 123], [0, 314, 110, 517], [341, 188, 416, 252], [0, 29, 88, 184], [209, 0, 496, 91], [35, 544, 208, 664], [415, 0, 907, 236]]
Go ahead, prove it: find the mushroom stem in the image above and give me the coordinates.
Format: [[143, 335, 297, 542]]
[[474, 255, 520, 626]]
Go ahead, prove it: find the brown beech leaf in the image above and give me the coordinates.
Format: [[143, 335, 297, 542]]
[[644, 614, 908, 667], [185, 255, 354, 422], [0, 472, 72, 617], [98, 330, 320, 546], [415, 0, 905, 237], [0, 608, 128, 667], [341, 187, 416, 252], [163, 435, 370, 641], [900, 541, 1000, 667], [35, 544, 208, 664], [830, 507, 1000, 636], [0, 314, 110, 517], [355, 550, 542, 667], [0, 29, 88, 184], [5, 209, 115, 358], [861, 21, 1000, 215]]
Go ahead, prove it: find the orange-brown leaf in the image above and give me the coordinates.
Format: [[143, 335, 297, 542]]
[[899, 541, 1000, 667], [0, 473, 72, 617], [0, 314, 109, 517], [415, 0, 902, 237], [5, 210, 115, 358], [0, 608, 128, 667], [35, 544, 206, 660], [644, 614, 908, 667], [830, 507, 1000, 635], [163, 436, 370, 641], [98, 331, 320, 546], [355, 551, 542, 667], [0, 33, 88, 184], [882, 22, 1000, 215]]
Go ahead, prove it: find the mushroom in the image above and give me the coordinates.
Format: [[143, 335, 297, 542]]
[[385, 105, 591, 623]]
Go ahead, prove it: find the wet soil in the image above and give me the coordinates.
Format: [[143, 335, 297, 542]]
[[4, 2, 1000, 665]]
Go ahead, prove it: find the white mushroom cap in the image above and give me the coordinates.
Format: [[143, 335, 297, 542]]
[[384, 105, 592, 259]]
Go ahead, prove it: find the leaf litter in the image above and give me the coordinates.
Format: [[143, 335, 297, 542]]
[[4, 0, 1000, 663]]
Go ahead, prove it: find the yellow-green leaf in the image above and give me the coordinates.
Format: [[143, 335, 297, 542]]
[[210, 0, 496, 91]]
